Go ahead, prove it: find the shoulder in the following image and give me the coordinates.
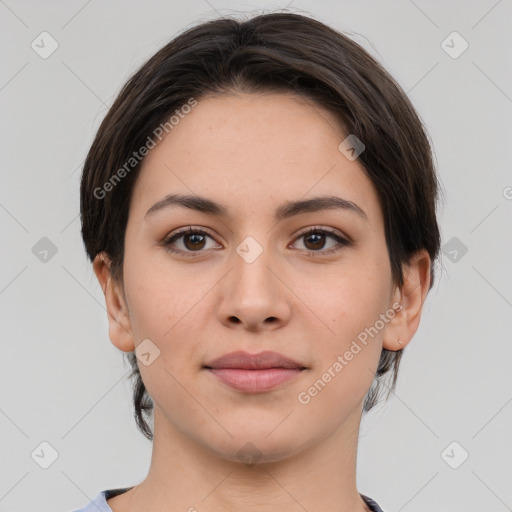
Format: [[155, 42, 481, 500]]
[[361, 493, 390, 512], [70, 491, 110, 512], [70, 487, 133, 512]]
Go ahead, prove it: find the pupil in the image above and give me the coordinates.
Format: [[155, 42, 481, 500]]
[[185, 233, 205, 250], [305, 233, 324, 250]]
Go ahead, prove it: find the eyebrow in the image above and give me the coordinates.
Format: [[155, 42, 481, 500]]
[[144, 193, 368, 222]]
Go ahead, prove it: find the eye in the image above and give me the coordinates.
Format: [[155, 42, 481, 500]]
[[292, 227, 350, 255], [161, 226, 350, 258], [162, 227, 221, 256]]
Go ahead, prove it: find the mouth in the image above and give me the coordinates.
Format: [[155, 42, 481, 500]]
[[203, 350, 307, 393]]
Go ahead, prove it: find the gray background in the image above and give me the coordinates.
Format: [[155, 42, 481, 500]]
[[1, 1, 511, 511]]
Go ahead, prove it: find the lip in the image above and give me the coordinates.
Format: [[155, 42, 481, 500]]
[[203, 351, 307, 393], [204, 350, 306, 370]]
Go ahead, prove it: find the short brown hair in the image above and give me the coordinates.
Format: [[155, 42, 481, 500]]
[[80, 12, 442, 440]]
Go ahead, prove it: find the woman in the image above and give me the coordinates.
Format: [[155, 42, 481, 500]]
[[74, 11, 441, 512]]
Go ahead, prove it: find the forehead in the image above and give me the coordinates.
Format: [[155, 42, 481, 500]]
[[129, 92, 382, 230]]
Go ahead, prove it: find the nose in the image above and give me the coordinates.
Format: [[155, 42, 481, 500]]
[[217, 243, 292, 332]]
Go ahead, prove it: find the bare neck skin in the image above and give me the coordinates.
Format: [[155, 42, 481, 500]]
[[108, 403, 371, 512]]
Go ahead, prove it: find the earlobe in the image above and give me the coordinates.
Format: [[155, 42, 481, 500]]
[[382, 300, 408, 352], [382, 249, 431, 352], [92, 253, 135, 353]]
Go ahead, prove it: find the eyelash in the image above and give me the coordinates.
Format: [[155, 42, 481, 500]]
[[161, 226, 350, 257]]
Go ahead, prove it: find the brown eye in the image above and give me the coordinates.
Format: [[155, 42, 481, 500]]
[[293, 228, 350, 255], [162, 227, 220, 256], [303, 232, 326, 250], [182, 232, 206, 250]]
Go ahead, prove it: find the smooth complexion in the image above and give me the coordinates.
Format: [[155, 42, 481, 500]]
[[94, 92, 430, 512]]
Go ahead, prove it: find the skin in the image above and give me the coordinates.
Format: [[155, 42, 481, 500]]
[[93, 92, 431, 512]]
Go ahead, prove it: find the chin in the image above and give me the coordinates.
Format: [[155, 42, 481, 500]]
[[198, 425, 312, 466]]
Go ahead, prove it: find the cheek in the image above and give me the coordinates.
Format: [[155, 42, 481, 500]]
[[294, 258, 391, 408], [299, 256, 390, 341], [123, 259, 207, 411], [123, 245, 198, 340], [123, 249, 215, 367], [294, 268, 387, 418], [125, 274, 179, 342]]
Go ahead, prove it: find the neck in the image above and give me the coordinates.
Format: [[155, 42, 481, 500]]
[[120, 404, 370, 512]]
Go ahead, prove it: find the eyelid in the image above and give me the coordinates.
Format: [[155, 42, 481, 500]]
[[293, 225, 351, 243], [161, 226, 220, 252], [290, 226, 351, 255], [161, 225, 351, 256], [164, 225, 217, 240]]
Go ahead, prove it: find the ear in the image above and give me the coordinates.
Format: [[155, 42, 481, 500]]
[[93, 252, 135, 352], [382, 249, 431, 352]]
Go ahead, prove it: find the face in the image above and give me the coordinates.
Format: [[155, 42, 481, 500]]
[[111, 92, 401, 462]]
